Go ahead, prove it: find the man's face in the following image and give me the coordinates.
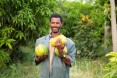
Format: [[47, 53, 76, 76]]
[[50, 17, 62, 33]]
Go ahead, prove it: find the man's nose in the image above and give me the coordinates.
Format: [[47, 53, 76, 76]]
[[53, 23, 58, 27]]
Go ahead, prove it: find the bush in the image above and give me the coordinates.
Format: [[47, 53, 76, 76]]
[[0, 50, 10, 68], [103, 52, 117, 78]]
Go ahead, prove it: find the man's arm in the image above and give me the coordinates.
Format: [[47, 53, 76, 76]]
[[62, 55, 71, 66], [34, 38, 47, 65], [34, 55, 48, 65], [55, 39, 72, 66], [56, 38, 76, 66]]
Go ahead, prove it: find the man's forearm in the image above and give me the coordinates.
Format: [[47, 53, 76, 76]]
[[58, 49, 71, 66], [34, 55, 48, 65], [34, 57, 43, 65], [62, 55, 71, 66]]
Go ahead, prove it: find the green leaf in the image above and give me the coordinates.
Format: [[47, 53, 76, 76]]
[[109, 57, 117, 62], [106, 52, 117, 57], [0, 50, 10, 68], [16, 31, 25, 40], [110, 69, 117, 78], [7, 43, 12, 49], [7, 39, 16, 42]]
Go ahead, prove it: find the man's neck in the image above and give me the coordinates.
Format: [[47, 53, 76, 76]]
[[51, 32, 60, 38]]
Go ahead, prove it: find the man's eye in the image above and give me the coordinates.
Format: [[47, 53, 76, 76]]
[[51, 22, 55, 24]]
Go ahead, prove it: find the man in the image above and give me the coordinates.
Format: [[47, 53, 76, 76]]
[[34, 14, 76, 78]]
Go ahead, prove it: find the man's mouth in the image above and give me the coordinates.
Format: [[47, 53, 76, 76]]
[[51, 28, 59, 33], [52, 28, 58, 30]]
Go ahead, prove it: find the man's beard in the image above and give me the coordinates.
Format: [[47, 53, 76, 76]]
[[51, 28, 60, 33]]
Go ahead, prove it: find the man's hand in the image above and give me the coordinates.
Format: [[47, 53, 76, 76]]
[[35, 55, 48, 63], [55, 38, 71, 66], [55, 38, 65, 57]]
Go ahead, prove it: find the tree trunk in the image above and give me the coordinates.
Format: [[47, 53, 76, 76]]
[[110, 0, 117, 52], [104, 22, 110, 53]]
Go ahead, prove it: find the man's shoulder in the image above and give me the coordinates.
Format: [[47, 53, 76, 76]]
[[66, 38, 76, 53], [66, 38, 75, 44], [35, 35, 49, 44], [36, 35, 49, 40]]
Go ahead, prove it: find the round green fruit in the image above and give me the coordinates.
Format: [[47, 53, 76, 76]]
[[35, 44, 48, 56]]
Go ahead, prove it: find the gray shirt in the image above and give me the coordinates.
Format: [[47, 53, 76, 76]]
[[35, 34, 76, 78]]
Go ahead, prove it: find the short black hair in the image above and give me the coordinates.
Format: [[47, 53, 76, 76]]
[[50, 14, 63, 23]]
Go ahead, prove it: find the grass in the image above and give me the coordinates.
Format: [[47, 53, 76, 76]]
[[70, 57, 106, 78], [0, 46, 107, 78]]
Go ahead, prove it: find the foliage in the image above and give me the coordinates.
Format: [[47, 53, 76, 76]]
[[103, 52, 117, 78], [0, 53, 106, 78], [0, 0, 116, 68], [0, 0, 57, 68], [58, 1, 107, 57], [0, 49, 10, 68]]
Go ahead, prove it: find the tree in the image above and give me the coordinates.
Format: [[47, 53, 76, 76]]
[[0, 0, 57, 68], [58, 1, 105, 57], [110, 0, 117, 51]]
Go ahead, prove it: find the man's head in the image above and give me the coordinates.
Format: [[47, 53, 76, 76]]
[[50, 14, 63, 23], [49, 14, 63, 33]]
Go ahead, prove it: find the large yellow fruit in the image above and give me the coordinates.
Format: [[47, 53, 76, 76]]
[[55, 46, 67, 56], [35, 44, 48, 56], [50, 38, 56, 46], [57, 35, 66, 45], [50, 34, 66, 47]]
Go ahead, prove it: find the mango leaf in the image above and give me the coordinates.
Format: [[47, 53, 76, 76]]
[[6, 39, 16, 49], [0, 39, 5, 47], [106, 52, 117, 57], [109, 57, 117, 62], [110, 69, 117, 78], [0, 50, 10, 68], [15, 31, 26, 40], [0, 37, 15, 49], [0, 27, 15, 36]]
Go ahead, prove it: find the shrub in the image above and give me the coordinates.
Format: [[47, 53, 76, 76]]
[[103, 52, 117, 78]]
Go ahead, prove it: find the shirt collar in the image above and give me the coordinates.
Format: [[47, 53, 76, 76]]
[[49, 32, 62, 38], [49, 32, 52, 38]]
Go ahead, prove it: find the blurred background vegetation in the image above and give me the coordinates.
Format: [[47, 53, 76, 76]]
[[0, 0, 117, 78]]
